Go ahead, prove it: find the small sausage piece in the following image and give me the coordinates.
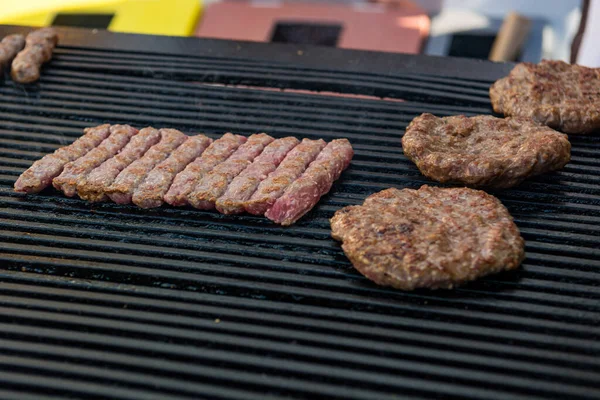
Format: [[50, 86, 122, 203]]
[[244, 138, 326, 215], [14, 124, 111, 194], [78, 127, 162, 202], [132, 134, 212, 209], [106, 129, 187, 204], [265, 139, 353, 226], [164, 133, 247, 206], [11, 27, 59, 83], [216, 136, 299, 214], [53, 125, 138, 197], [0, 34, 25, 74], [188, 133, 274, 210]]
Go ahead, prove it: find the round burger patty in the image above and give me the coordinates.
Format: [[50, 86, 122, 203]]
[[490, 60, 600, 134], [402, 113, 571, 189], [330, 186, 525, 290]]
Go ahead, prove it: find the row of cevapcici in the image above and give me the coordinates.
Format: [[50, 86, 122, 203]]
[[14, 124, 354, 226]]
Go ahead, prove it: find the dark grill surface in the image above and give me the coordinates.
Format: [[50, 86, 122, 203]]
[[0, 26, 599, 400]]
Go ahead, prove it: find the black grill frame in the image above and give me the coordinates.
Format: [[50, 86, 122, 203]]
[[0, 25, 599, 400]]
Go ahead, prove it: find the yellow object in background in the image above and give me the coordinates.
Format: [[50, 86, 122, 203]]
[[0, 0, 203, 37]]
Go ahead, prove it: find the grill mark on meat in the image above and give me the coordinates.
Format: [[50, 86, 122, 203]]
[[106, 129, 187, 204], [14, 124, 111, 194], [330, 186, 525, 290], [0, 34, 25, 74], [265, 138, 353, 226], [77, 127, 162, 202], [11, 28, 58, 84], [53, 125, 138, 197], [245, 138, 326, 216], [402, 113, 571, 189], [188, 133, 275, 210], [215, 137, 300, 214], [133, 134, 212, 209], [164, 133, 246, 206], [490, 60, 600, 134]]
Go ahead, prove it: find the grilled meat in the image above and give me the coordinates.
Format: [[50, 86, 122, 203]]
[[11, 27, 58, 83], [0, 34, 25, 74], [164, 133, 247, 207], [53, 125, 138, 197], [14, 124, 111, 194], [189, 133, 274, 210], [132, 133, 212, 209], [216, 137, 300, 214], [330, 186, 525, 290], [106, 128, 187, 204], [245, 138, 326, 216], [266, 139, 353, 226], [490, 60, 600, 134], [77, 127, 162, 202], [402, 113, 571, 189], [16, 127, 353, 225]]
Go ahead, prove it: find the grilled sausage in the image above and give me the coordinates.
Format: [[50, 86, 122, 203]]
[[265, 139, 353, 225], [77, 127, 162, 202], [14, 124, 111, 194], [53, 125, 138, 197], [244, 138, 326, 216], [188, 133, 274, 210], [0, 34, 25, 74], [216, 137, 299, 214], [106, 129, 187, 204], [11, 27, 58, 83], [132, 134, 212, 209], [164, 133, 247, 206]]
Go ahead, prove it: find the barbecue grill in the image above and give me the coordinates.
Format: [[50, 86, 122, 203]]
[[0, 25, 599, 400]]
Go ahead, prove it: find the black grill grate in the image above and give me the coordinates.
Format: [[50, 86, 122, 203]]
[[0, 26, 599, 400]]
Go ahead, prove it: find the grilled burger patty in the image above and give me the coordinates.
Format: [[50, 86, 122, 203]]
[[402, 113, 571, 189], [331, 186, 525, 290], [490, 60, 600, 134]]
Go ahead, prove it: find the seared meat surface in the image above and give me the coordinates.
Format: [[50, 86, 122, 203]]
[[331, 186, 525, 290]]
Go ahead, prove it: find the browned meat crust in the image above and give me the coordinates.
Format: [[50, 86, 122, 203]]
[[402, 113, 571, 189], [11, 28, 59, 83], [188, 133, 274, 210], [489, 60, 600, 134], [244, 138, 326, 215], [53, 125, 138, 197], [77, 127, 162, 202], [164, 133, 247, 207], [266, 139, 353, 226], [0, 34, 25, 74], [14, 124, 111, 194], [132, 134, 212, 209], [216, 137, 300, 214], [106, 129, 187, 204], [330, 186, 525, 290]]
